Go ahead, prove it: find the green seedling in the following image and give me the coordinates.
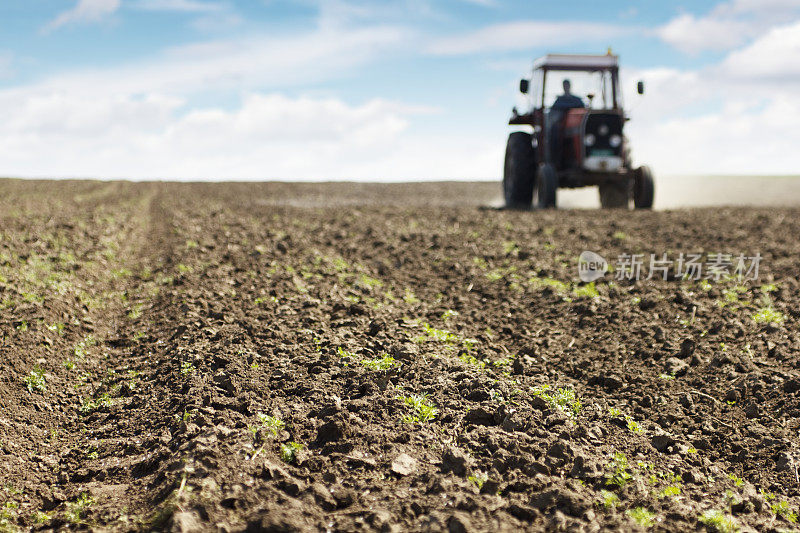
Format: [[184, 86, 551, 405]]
[[627, 507, 656, 527], [459, 353, 485, 369], [660, 485, 681, 498], [402, 288, 419, 305], [337, 347, 356, 360], [65, 492, 94, 524], [698, 509, 739, 533], [79, 393, 112, 414], [727, 473, 744, 487], [468, 471, 489, 489], [600, 489, 620, 509], [250, 414, 285, 442], [30, 511, 51, 524], [180, 361, 195, 375], [573, 282, 600, 299], [127, 303, 144, 320], [47, 322, 65, 335], [280, 442, 303, 464], [416, 323, 459, 344], [442, 309, 459, 321], [606, 452, 633, 488], [532, 385, 581, 419], [398, 394, 438, 423], [625, 416, 643, 434], [362, 354, 397, 371], [771, 500, 798, 523], [24, 366, 46, 393], [752, 306, 784, 324]]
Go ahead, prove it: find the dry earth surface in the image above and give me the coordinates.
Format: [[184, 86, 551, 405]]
[[1, 179, 799, 532]]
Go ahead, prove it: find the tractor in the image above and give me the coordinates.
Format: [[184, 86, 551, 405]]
[[504, 52, 654, 209]]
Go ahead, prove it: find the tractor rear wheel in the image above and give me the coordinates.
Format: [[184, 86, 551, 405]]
[[599, 181, 630, 209], [503, 132, 536, 208], [634, 166, 655, 209], [534, 163, 557, 209]]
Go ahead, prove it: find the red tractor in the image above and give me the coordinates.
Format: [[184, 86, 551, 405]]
[[504, 52, 654, 209]]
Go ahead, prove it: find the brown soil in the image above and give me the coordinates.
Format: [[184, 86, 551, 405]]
[[1, 179, 799, 532]]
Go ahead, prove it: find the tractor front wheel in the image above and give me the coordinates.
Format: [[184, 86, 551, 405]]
[[634, 165, 655, 209], [534, 164, 557, 209], [503, 132, 536, 208]]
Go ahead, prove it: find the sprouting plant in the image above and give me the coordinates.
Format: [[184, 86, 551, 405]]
[[280, 442, 303, 464], [727, 473, 744, 487], [47, 322, 65, 335], [403, 288, 419, 305], [606, 452, 633, 488], [398, 394, 438, 423], [127, 303, 144, 320], [337, 346, 356, 360], [752, 306, 785, 324], [699, 279, 712, 291], [15, 320, 28, 332], [251, 414, 285, 441], [698, 509, 739, 533], [625, 416, 643, 434], [416, 323, 459, 344], [358, 274, 382, 290], [79, 393, 112, 414], [608, 407, 621, 417], [660, 485, 681, 498], [771, 500, 798, 523], [612, 231, 627, 241], [24, 366, 46, 393], [659, 373, 675, 380], [442, 309, 459, 321], [600, 489, 619, 509], [362, 354, 397, 371], [73, 336, 96, 359], [459, 353, 485, 369], [65, 492, 94, 524], [468, 471, 489, 489], [573, 282, 600, 299], [180, 361, 195, 375], [30, 510, 51, 524], [532, 385, 581, 419], [627, 507, 656, 527]]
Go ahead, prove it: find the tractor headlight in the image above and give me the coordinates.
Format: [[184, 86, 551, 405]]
[[598, 125, 610, 136], [609, 134, 622, 148], [584, 134, 596, 147]]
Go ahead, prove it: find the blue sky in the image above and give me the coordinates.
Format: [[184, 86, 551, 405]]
[[0, 0, 799, 180]]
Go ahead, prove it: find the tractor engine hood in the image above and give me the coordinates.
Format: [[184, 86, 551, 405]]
[[583, 112, 624, 172]]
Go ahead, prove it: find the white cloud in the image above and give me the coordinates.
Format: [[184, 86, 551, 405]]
[[0, 90, 497, 181], [133, 0, 226, 12], [657, 0, 800, 53], [44, 0, 121, 32], [656, 14, 752, 53], [718, 20, 800, 81], [428, 21, 629, 55], [8, 25, 407, 100]]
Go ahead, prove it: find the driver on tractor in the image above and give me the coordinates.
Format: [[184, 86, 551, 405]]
[[547, 79, 584, 166]]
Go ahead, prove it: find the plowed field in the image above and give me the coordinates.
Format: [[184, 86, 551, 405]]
[[1, 180, 799, 532]]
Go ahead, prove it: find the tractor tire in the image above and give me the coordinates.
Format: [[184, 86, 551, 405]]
[[599, 181, 631, 209], [634, 165, 655, 209], [503, 132, 536, 208], [534, 163, 557, 209]]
